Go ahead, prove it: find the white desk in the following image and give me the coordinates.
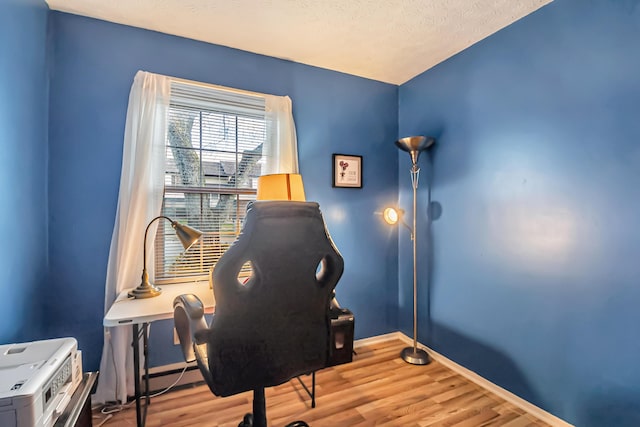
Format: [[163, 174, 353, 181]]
[[104, 281, 215, 326], [103, 281, 215, 427]]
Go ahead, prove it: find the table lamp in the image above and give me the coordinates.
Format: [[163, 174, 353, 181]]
[[128, 216, 203, 299], [257, 173, 306, 201]]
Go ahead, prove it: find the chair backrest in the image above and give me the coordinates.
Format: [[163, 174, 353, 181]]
[[197, 201, 344, 397]]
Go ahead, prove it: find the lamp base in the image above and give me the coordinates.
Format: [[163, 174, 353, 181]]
[[128, 283, 162, 299], [401, 346, 430, 365]]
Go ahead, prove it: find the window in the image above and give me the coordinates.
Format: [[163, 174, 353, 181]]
[[154, 81, 267, 283]]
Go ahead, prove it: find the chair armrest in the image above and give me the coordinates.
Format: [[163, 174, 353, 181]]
[[173, 294, 209, 363]]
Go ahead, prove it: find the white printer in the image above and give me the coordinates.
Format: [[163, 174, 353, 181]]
[[0, 338, 82, 427]]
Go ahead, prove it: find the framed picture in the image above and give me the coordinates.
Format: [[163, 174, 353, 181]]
[[332, 154, 362, 188]]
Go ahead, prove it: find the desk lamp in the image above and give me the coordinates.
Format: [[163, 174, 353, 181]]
[[128, 216, 202, 299], [384, 135, 435, 365]]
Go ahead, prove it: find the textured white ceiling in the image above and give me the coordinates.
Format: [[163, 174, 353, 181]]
[[45, 0, 552, 85]]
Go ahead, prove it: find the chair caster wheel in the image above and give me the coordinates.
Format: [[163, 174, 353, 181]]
[[238, 413, 253, 426]]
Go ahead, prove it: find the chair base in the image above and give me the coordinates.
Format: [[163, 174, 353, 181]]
[[237, 388, 309, 427], [238, 413, 254, 427], [238, 414, 310, 427]]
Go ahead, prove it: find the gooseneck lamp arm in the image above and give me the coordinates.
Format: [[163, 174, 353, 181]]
[[143, 216, 172, 288], [128, 215, 203, 299]]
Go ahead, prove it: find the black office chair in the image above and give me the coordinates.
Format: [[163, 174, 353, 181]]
[[174, 201, 345, 427]]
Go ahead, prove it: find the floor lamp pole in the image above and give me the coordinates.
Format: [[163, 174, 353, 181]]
[[400, 165, 430, 365], [412, 167, 419, 353], [395, 135, 434, 366]]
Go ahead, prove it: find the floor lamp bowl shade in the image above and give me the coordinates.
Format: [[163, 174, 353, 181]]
[[395, 136, 435, 166]]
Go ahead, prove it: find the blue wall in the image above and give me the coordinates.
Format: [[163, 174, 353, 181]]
[[0, 0, 49, 343], [399, 0, 640, 425], [47, 13, 399, 371], [13, 1, 639, 424]]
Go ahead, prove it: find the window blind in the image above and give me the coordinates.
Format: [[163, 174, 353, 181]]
[[154, 80, 266, 283]]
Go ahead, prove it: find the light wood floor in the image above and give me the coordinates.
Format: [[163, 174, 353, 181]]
[[93, 339, 550, 427]]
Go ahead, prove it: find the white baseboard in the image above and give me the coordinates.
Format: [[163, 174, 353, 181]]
[[354, 332, 404, 348], [148, 361, 194, 375], [385, 332, 573, 427], [147, 361, 204, 393]]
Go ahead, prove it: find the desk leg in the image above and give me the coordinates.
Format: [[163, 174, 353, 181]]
[[295, 372, 316, 408], [132, 323, 149, 427], [143, 322, 150, 410], [312, 371, 316, 408]]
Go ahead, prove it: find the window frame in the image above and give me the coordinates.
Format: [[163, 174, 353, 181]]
[[154, 80, 267, 285]]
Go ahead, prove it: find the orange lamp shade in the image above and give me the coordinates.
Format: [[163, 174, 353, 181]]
[[256, 173, 306, 201]]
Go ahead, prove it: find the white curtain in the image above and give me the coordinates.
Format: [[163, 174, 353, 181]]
[[264, 94, 299, 174], [93, 71, 171, 404]]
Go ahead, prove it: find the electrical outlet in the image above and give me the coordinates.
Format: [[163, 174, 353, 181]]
[[173, 328, 180, 345]]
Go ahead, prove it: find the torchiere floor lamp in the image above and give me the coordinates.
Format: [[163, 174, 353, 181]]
[[384, 135, 435, 365]]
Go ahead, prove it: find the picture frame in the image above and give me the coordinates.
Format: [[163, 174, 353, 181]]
[[332, 154, 362, 188]]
